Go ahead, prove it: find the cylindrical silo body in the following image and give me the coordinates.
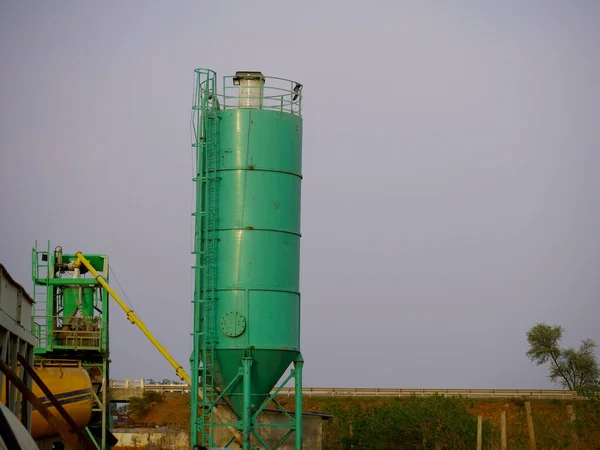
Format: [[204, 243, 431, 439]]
[[191, 71, 304, 448], [213, 107, 302, 415]]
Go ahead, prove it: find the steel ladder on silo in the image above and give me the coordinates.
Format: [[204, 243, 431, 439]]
[[198, 93, 219, 445]]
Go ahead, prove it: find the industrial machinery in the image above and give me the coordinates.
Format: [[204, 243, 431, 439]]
[[191, 69, 305, 449], [29, 364, 94, 440], [0, 264, 37, 443], [31, 243, 193, 448], [32, 243, 115, 448], [1, 262, 99, 449]]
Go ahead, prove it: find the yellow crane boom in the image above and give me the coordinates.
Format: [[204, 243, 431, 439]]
[[75, 251, 243, 447], [74, 252, 191, 385]]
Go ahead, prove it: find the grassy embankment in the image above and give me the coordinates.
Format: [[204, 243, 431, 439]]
[[122, 393, 600, 449]]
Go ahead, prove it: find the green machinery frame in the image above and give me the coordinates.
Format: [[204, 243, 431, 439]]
[[32, 240, 113, 449], [190, 69, 305, 450]]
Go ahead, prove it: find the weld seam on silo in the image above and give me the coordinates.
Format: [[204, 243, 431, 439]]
[[217, 167, 303, 178], [217, 228, 301, 237], [213, 288, 301, 295]]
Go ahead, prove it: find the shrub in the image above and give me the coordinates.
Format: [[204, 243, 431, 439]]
[[128, 391, 164, 422], [323, 395, 496, 450]]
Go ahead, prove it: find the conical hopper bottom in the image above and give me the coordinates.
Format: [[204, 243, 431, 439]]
[[213, 349, 299, 418]]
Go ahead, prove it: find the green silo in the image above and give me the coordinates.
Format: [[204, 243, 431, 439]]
[[191, 70, 305, 449]]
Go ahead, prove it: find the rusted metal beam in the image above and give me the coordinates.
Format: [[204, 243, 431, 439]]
[[18, 354, 97, 449], [0, 357, 86, 450]]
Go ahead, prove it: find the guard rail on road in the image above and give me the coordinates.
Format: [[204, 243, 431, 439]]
[[110, 379, 189, 393], [108, 380, 584, 400], [275, 387, 583, 399]]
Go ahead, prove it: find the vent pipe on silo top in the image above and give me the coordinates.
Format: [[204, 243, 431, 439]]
[[233, 71, 264, 108]]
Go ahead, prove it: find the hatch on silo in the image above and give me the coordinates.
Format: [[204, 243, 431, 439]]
[[233, 71, 264, 108]]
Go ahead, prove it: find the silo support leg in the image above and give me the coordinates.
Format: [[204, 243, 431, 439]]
[[294, 356, 304, 450], [242, 357, 253, 450]]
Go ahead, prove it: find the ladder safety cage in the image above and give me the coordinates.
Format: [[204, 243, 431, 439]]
[[191, 68, 221, 447]]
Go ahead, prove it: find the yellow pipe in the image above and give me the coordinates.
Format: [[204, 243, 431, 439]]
[[75, 252, 243, 447], [75, 252, 191, 385]]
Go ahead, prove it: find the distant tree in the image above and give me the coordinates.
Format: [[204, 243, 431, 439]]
[[526, 323, 599, 390], [115, 404, 129, 415]]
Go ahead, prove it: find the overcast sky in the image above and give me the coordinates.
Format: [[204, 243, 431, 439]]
[[1, 1, 599, 390]]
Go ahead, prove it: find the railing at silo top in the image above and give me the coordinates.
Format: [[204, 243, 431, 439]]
[[220, 75, 303, 115]]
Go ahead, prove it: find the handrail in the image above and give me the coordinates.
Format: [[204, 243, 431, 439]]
[[108, 380, 584, 400], [192, 70, 303, 115], [74, 252, 191, 385], [33, 314, 102, 351]]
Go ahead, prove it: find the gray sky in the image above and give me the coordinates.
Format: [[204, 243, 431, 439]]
[[1, 1, 599, 389]]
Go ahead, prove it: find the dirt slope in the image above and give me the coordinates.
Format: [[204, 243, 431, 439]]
[[124, 394, 600, 448]]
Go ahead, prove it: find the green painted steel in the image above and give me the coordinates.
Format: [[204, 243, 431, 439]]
[[62, 286, 95, 318], [191, 68, 219, 447], [213, 107, 302, 417], [31, 241, 113, 449], [191, 69, 305, 449]]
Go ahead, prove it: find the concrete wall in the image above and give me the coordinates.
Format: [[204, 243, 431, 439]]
[[114, 427, 188, 450], [111, 388, 143, 403], [113, 412, 324, 450], [213, 411, 323, 450]]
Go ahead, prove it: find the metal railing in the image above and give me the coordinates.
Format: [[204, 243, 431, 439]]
[[33, 315, 102, 351], [275, 387, 583, 399], [193, 70, 302, 116], [108, 380, 583, 400], [221, 75, 302, 115], [110, 379, 189, 394]]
